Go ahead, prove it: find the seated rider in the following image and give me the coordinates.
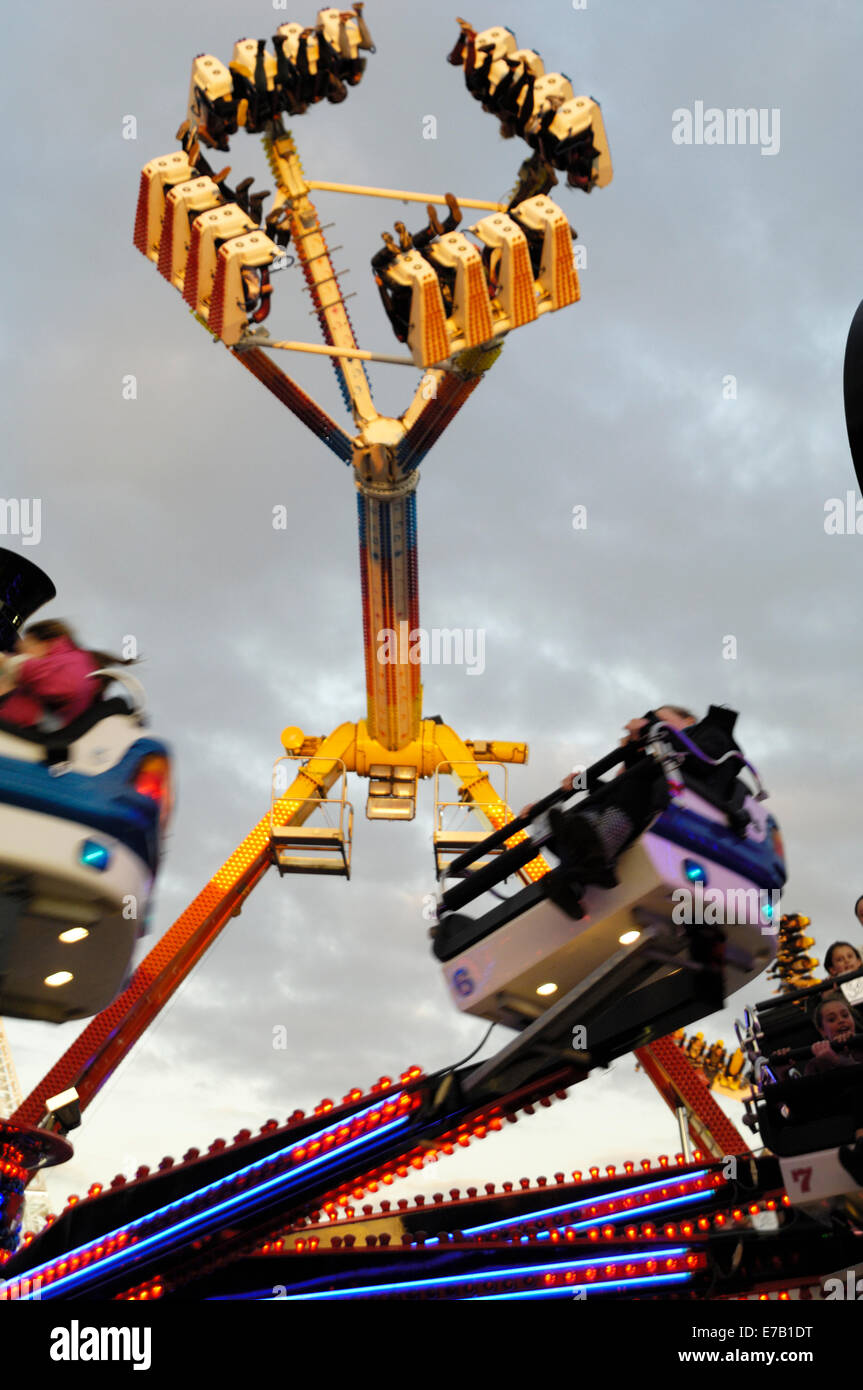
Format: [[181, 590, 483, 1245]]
[[371, 196, 463, 338], [804, 993, 863, 1075], [0, 619, 134, 732], [768, 992, 863, 1177], [543, 703, 748, 888], [770, 990, 863, 1082], [825, 941, 863, 980]]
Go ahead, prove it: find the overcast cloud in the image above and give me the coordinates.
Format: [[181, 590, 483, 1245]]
[[2, 0, 862, 1212]]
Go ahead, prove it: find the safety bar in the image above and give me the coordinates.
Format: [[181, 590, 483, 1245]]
[[439, 745, 631, 913], [444, 743, 627, 879], [433, 761, 510, 877], [88, 667, 147, 715], [655, 721, 768, 801], [440, 831, 544, 913], [753, 965, 863, 1015], [767, 1033, 863, 1067]]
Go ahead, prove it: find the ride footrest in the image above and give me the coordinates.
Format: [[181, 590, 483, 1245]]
[[270, 821, 352, 878]]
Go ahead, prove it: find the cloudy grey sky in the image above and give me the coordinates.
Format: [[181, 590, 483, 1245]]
[[3, 0, 863, 1214]]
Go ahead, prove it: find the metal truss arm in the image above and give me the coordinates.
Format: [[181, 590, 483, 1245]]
[[635, 1037, 748, 1160], [13, 725, 357, 1131], [432, 723, 550, 886], [396, 346, 503, 473], [263, 131, 377, 429], [231, 346, 355, 464]]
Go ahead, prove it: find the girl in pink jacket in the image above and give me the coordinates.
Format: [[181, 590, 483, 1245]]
[[0, 620, 121, 730]]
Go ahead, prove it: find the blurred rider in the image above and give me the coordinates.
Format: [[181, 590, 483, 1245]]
[[0, 620, 128, 731]]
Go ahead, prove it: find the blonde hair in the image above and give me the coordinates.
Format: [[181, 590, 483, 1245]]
[[661, 704, 696, 722]]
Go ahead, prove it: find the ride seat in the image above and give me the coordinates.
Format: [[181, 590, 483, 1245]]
[[757, 1067, 863, 1157], [761, 1111, 855, 1157], [0, 696, 133, 755], [679, 769, 750, 834], [758, 1002, 821, 1057]]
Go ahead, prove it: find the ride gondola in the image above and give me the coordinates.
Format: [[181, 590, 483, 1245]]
[[738, 973, 863, 1215], [432, 715, 786, 1044], [0, 550, 172, 1023]]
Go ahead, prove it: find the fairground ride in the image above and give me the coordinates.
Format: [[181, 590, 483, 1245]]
[[2, 10, 857, 1302]]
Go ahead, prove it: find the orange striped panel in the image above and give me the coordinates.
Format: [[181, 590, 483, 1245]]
[[418, 278, 449, 366], [183, 220, 204, 309], [132, 172, 150, 256], [209, 250, 228, 339], [507, 238, 537, 327], [463, 258, 494, 346], [156, 200, 176, 282], [552, 222, 580, 308]]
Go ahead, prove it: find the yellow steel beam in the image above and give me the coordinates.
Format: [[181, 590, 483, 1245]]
[[305, 179, 507, 212], [430, 723, 550, 885], [282, 722, 530, 814], [275, 722, 357, 808], [291, 719, 526, 778], [278, 721, 542, 883], [249, 339, 415, 366], [14, 724, 360, 1129]]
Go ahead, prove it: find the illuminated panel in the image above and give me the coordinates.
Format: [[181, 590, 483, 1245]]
[[267, 1248, 701, 1300], [468, 1273, 693, 1301], [3, 1091, 420, 1300], [396, 350, 502, 473], [479, 800, 549, 883], [635, 1036, 748, 1158], [357, 489, 421, 750], [456, 1169, 714, 1240], [231, 347, 354, 463]]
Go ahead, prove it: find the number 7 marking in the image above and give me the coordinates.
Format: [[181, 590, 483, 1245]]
[[790, 1166, 812, 1193]]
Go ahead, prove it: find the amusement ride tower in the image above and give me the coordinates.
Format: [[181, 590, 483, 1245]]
[[0, 13, 759, 1277]]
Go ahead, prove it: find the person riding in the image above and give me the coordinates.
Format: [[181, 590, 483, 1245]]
[[544, 703, 748, 888], [0, 619, 134, 732], [805, 993, 863, 1075], [371, 195, 463, 340], [825, 941, 863, 979], [766, 993, 863, 1180]]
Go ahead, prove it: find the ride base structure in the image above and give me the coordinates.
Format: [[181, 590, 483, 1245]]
[[1, 12, 840, 1301]]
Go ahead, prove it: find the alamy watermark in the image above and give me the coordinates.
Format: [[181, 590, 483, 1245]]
[[824, 491, 863, 534], [0, 498, 41, 546], [672, 102, 780, 156], [377, 621, 485, 676], [823, 1270, 863, 1300], [672, 884, 781, 932], [0, 1274, 42, 1299], [49, 1322, 151, 1370]]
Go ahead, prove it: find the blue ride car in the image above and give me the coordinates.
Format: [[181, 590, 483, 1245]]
[[0, 671, 172, 1023]]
